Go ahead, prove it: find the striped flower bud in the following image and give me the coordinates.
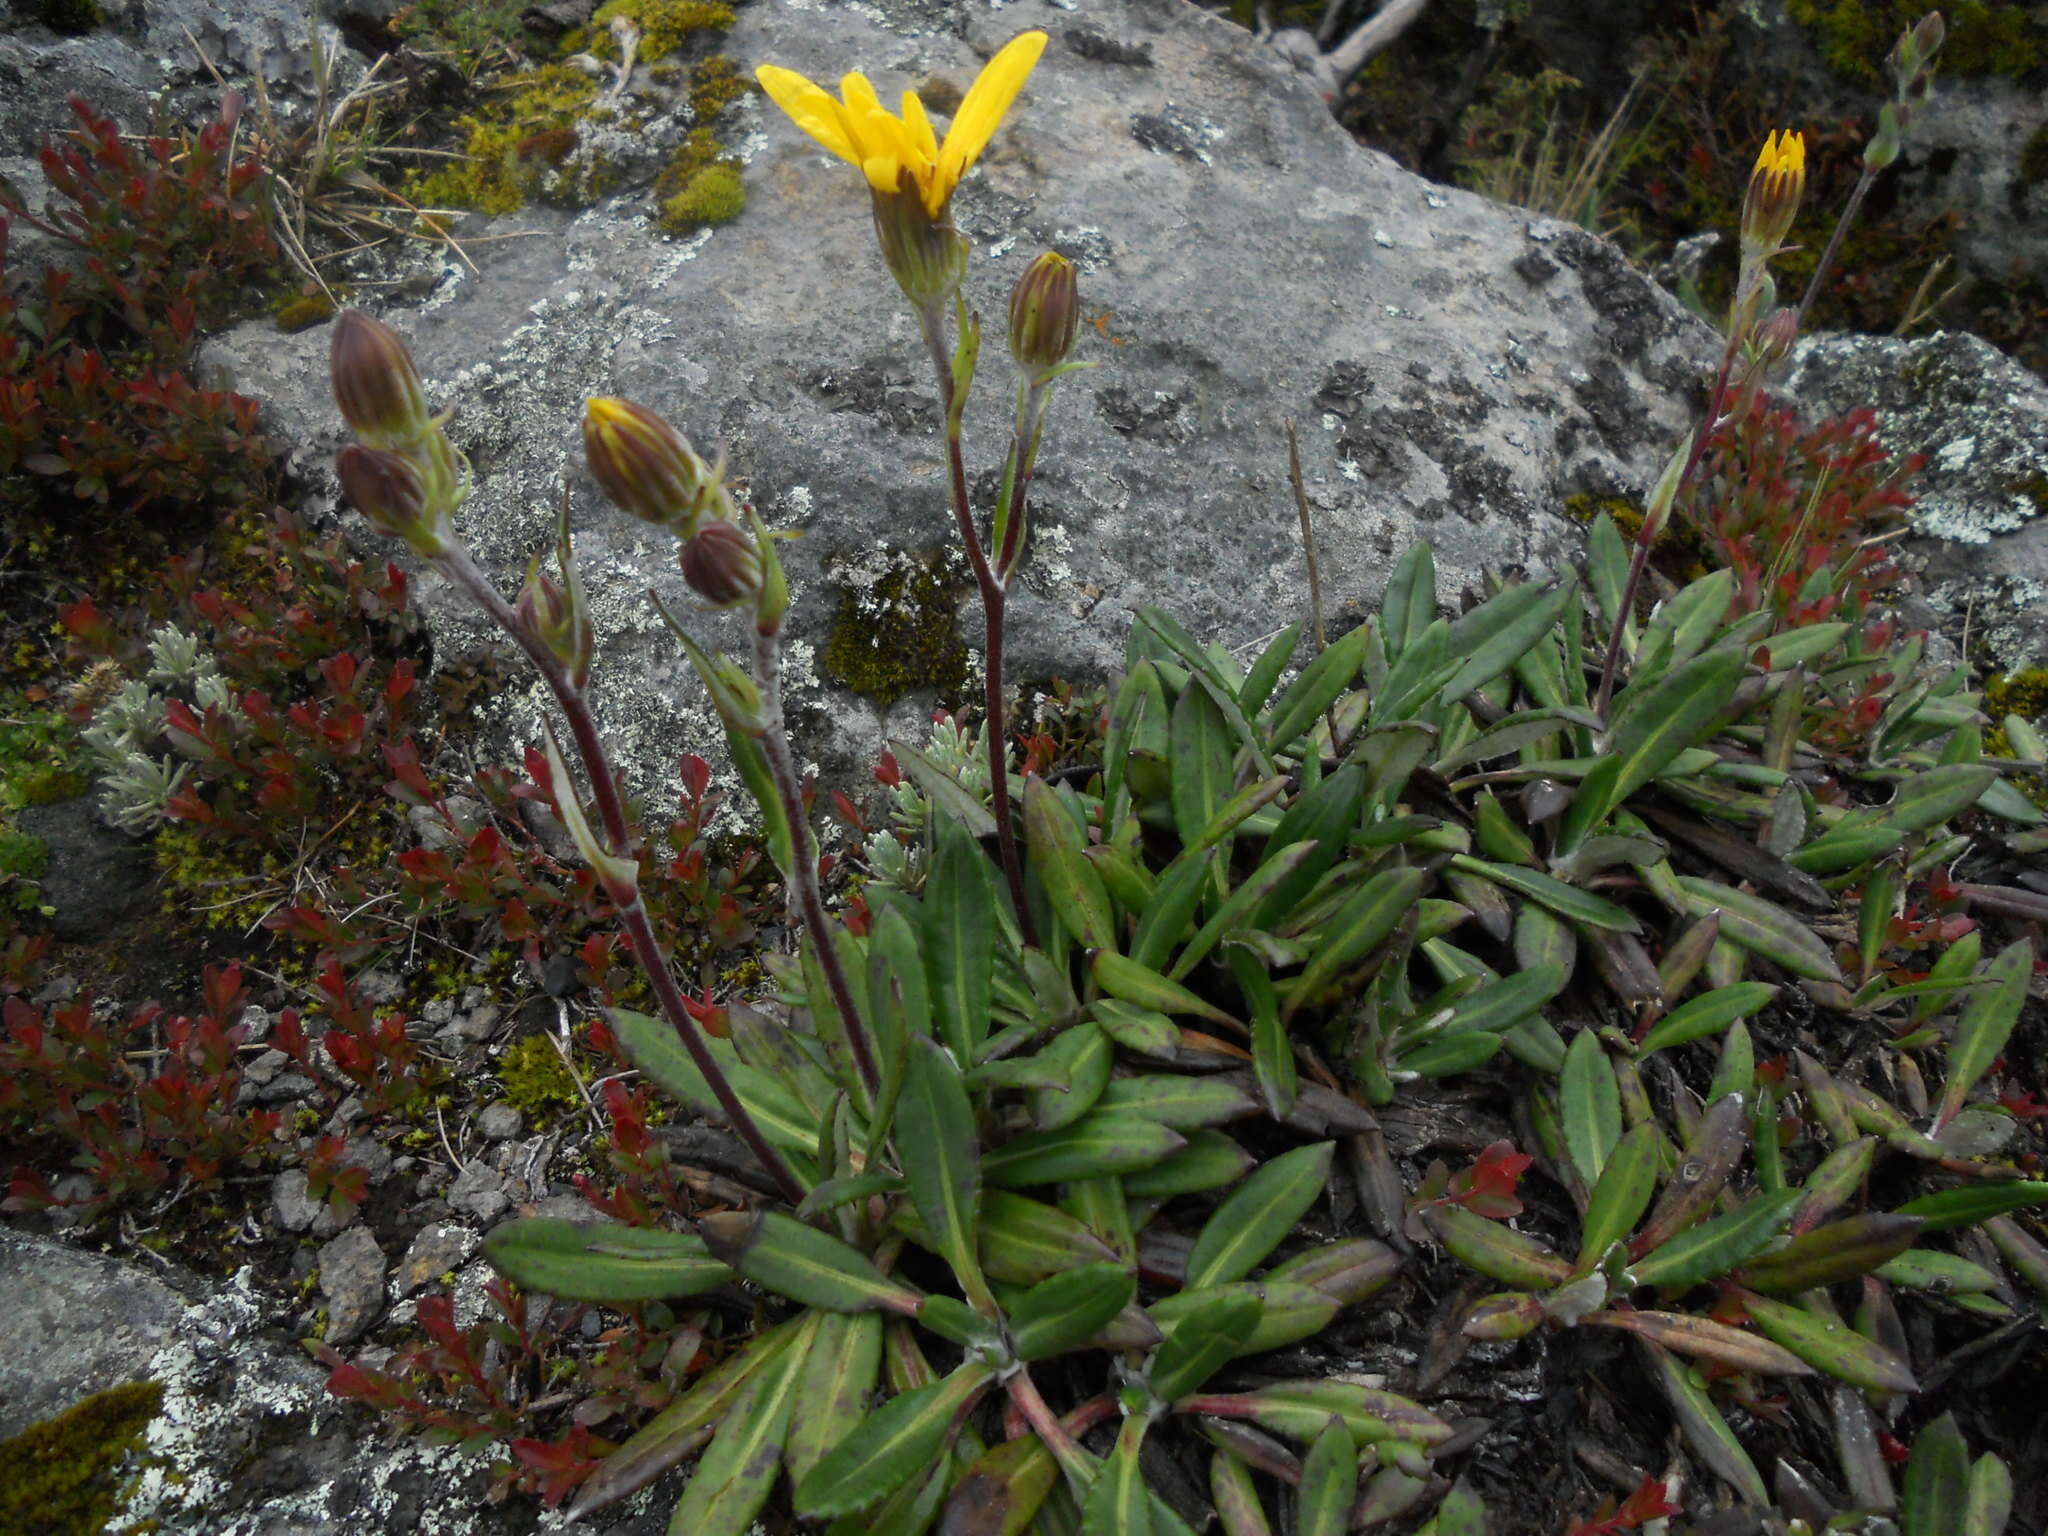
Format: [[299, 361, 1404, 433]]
[[335, 444, 448, 556], [330, 310, 433, 449], [1740, 130, 1805, 259], [582, 397, 723, 534], [869, 176, 971, 308], [1008, 251, 1079, 378], [679, 519, 763, 609]]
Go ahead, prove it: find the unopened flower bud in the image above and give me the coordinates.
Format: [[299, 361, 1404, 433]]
[[869, 176, 970, 308], [517, 565, 594, 691], [1008, 251, 1079, 376], [583, 397, 724, 534], [1753, 306, 1801, 369], [679, 519, 763, 609], [330, 310, 433, 449], [1740, 129, 1805, 259], [336, 444, 447, 556]]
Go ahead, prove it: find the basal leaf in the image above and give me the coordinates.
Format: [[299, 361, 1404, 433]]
[[1185, 1142, 1335, 1288]]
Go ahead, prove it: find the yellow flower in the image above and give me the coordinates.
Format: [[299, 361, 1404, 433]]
[[755, 31, 1047, 219], [1740, 129, 1805, 257]]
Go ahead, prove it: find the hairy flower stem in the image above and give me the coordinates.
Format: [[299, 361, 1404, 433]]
[[1794, 167, 1877, 334], [434, 543, 809, 1205], [919, 300, 1037, 946], [1005, 1368, 1095, 1492], [752, 623, 882, 1102]]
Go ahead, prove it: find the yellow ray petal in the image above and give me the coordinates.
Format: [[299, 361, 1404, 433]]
[[935, 30, 1046, 205], [839, 71, 887, 160], [900, 89, 940, 170], [754, 65, 858, 164], [862, 152, 904, 196]]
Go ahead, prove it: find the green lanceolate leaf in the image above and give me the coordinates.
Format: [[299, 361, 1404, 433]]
[[1964, 1451, 2014, 1536], [1736, 1214, 1924, 1294], [1032, 1022, 1114, 1131], [1150, 1291, 1264, 1401], [925, 816, 997, 1060], [1631, 1092, 1752, 1255], [890, 736, 999, 838], [1424, 1202, 1573, 1289], [1240, 623, 1303, 714], [900, 1035, 989, 1306], [1736, 1291, 1918, 1393], [1252, 764, 1365, 928], [698, 1210, 921, 1314], [1894, 1182, 2048, 1233], [1875, 1248, 2004, 1297], [984, 1113, 1187, 1188], [1424, 964, 1567, 1041], [1010, 1263, 1139, 1361], [1130, 847, 1218, 972], [1082, 1414, 1153, 1536], [1936, 938, 2035, 1129], [785, 1312, 886, 1486], [1379, 543, 1437, 659], [1560, 1029, 1623, 1187], [1869, 764, 2000, 838], [1172, 672, 1238, 857], [1451, 856, 1642, 933], [1185, 1142, 1335, 1288], [1438, 578, 1576, 707], [1627, 1189, 1802, 1292], [1090, 1000, 1180, 1059], [1602, 645, 1746, 806], [942, 1432, 1060, 1536], [1098, 1073, 1260, 1130], [1167, 841, 1322, 982], [1281, 865, 1429, 1019], [608, 1007, 824, 1168], [1581, 1310, 1813, 1377], [795, 1359, 997, 1519], [1093, 950, 1239, 1026], [1373, 617, 1456, 723], [1576, 1123, 1660, 1270], [1026, 776, 1119, 951], [1676, 877, 1843, 984], [900, 1190, 1120, 1284], [661, 1308, 820, 1536], [1297, 1416, 1359, 1536], [1123, 1128, 1258, 1198], [566, 1316, 807, 1521], [1636, 982, 1778, 1056], [482, 1218, 730, 1302], [1434, 707, 1602, 778], [1266, 620, 1372, 751], [1203, 1380, 1452, 1448], [1150, 1280, 1341, 1356], [1901, 1412, 1970, 1536], [1584, 515, 1630, 634], [1209, 1449, 1274, 1536], [1641, 1339, 1766, 1503]]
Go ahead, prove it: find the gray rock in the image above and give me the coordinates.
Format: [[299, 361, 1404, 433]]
[[392, 1222, 481, 1299], [202, 0, 1716, 800], [271, 1167, 342, 1237], [477, 1101, 525, 1141], [12, 797, 156, 941], [316, 1226, 386, 1346], [1785, 330, 2048, 667], [0, 1225, 188, 1440], [448, 1162, 511, 1224]]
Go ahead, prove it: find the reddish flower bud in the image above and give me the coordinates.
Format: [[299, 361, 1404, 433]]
[[330, 310, 432, 448], [336, 444, 446, 555], [1008, 250, 1079, 377], [517, 566, 594, 691], [679, 519, 763, 609], [582, 397, 723, 533]]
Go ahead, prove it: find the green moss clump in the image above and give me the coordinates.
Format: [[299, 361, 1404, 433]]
[[273, 291, 338, 334], [1985, 668, 2048, 721], [0, 1380, 164, 1536], [1564, 493, 1647, 540], [1787, 1, 2043, 82], [689, 54, 748, 119], [658, 164, 745, 233], [0, 829, 49, 882], [410, 65, 609, 214], [498, 1031, 584, 1122], [588, 0, 732, 61], [820, 557, 971, 708]]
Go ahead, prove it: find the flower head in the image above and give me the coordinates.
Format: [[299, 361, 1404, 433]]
[[1740, 129, 1805, 258], [330, 310, 433, 450], [755, 31, 1047, 220], [582, 397, 728, 534], [1008, 251, 1079, 377], [679, 519, 764, 610], [336, 443, 453, 557]]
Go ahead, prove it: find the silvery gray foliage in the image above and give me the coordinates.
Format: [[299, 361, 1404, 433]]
[[80, 623, 240, 832]]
